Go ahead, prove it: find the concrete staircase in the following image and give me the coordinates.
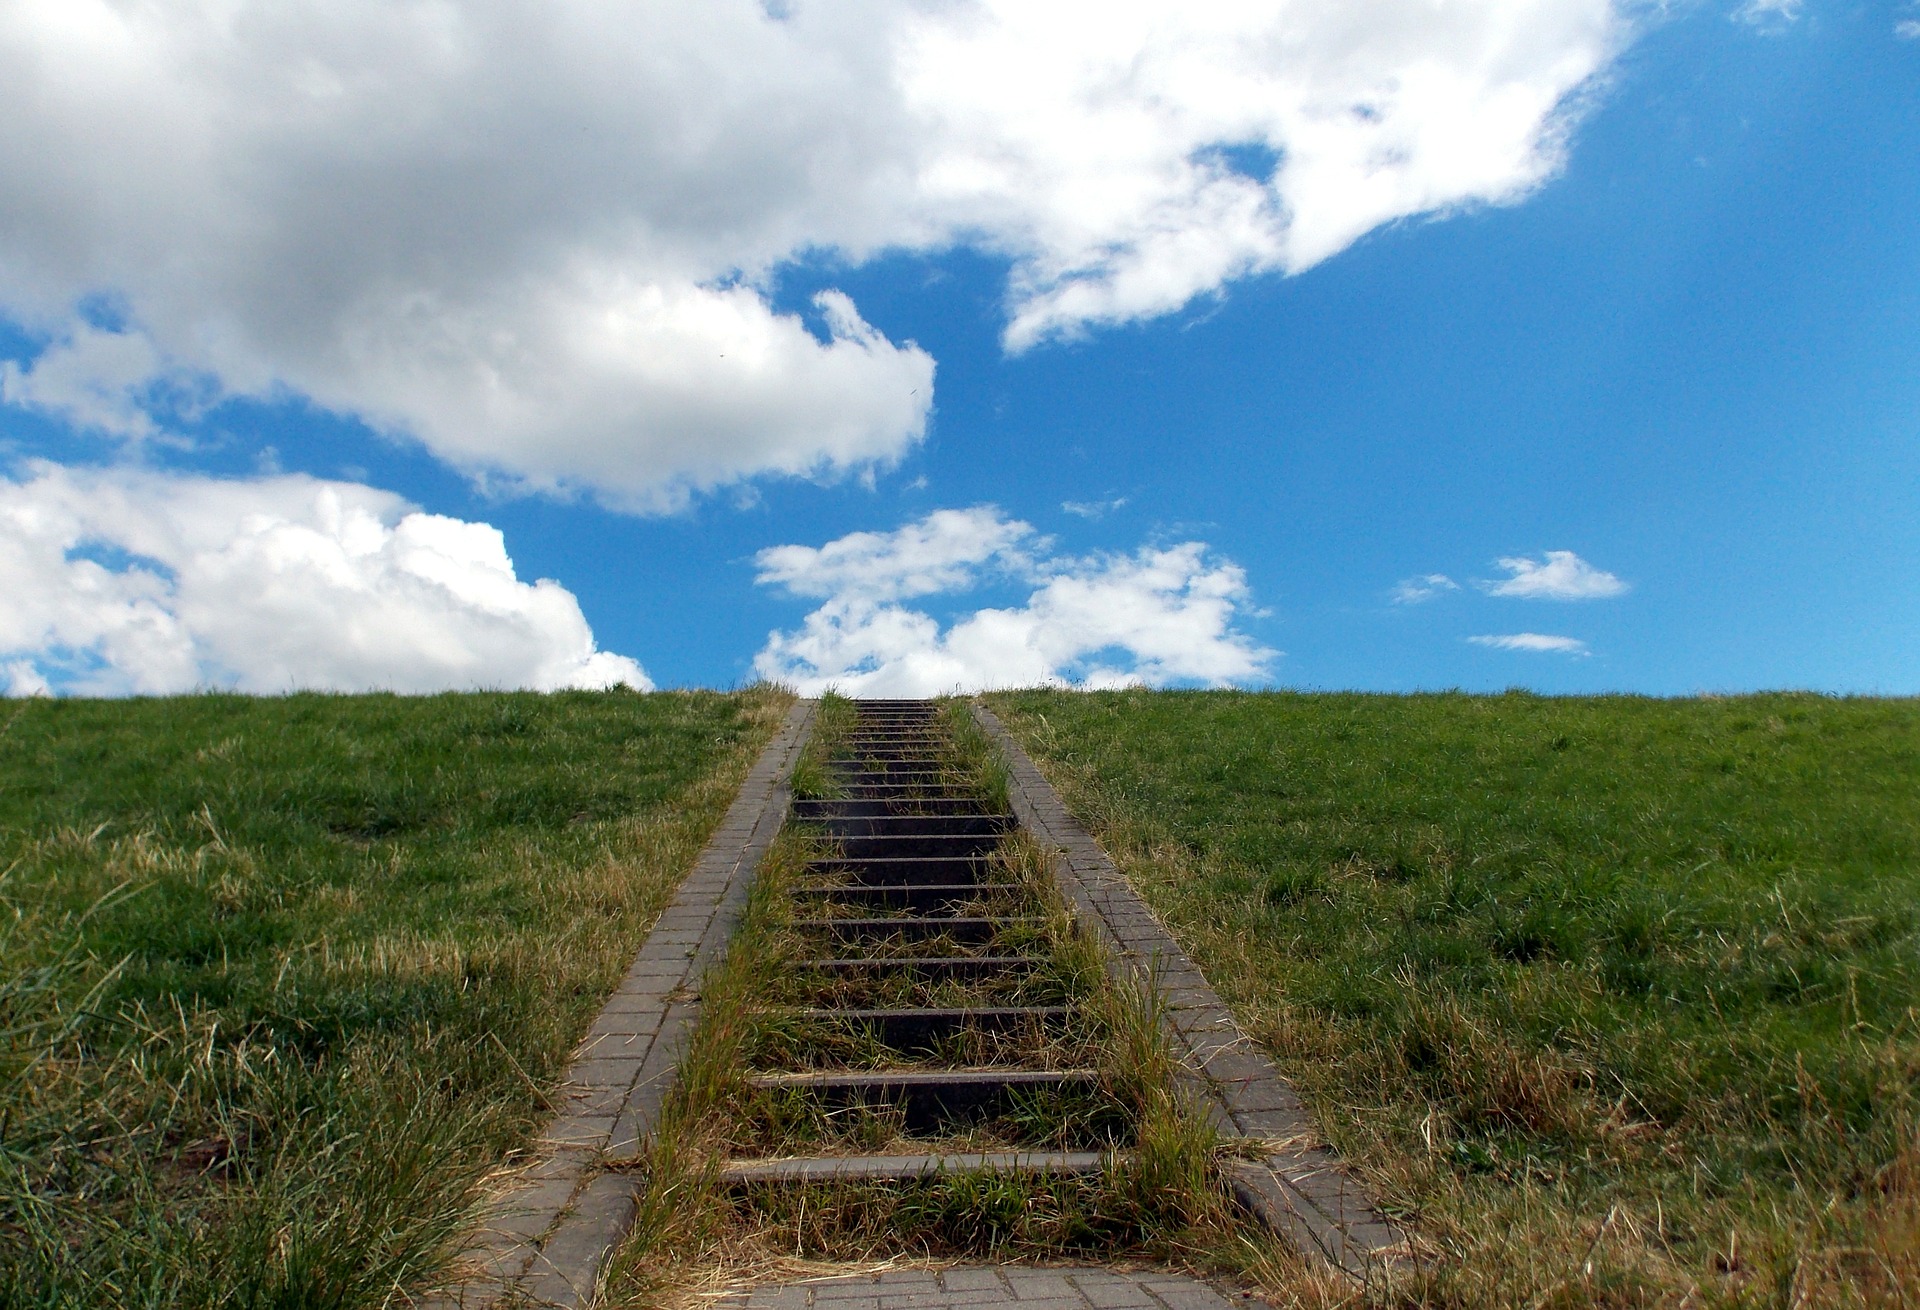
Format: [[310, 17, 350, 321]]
[[721, 699, 1130, 1187]]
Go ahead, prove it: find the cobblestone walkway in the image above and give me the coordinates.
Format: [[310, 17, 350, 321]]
[[717, 1266, 1262, 1309]]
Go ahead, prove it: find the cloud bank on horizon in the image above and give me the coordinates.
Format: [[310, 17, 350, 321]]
[[0, 463, 646, 696], [0, 0, 1630, 509], [752, 507, 1274, 696]]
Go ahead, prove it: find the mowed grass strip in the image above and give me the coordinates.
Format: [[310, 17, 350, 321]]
[[987, 689, 1920, 1308], [0, 686, 790, 1309]]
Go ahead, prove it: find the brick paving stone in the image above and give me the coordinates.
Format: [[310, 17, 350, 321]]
[[474, 1176, 576, 1245], [520, 1173, 641, 1308], [574, 1028, 657, 1061], [563, 1056, 646, 1090], [1065, 1272, 1159, 1308], [538, 1113, 616, 1149]]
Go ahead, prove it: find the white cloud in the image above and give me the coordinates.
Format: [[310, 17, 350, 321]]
[[1392, 573, 1460, 603], [753, 507, 1038, 603], [1897, 19, 1920, 38], [1734, 0, 1801, 29], [0, 0, 1629, 506], [0, 461, 648, 696], [753, 508, 1275, 695], [1062, 497, 1129, 520], [4, 660, 51, 697], [0, 325, 176, 439], [1468, 632, 1590, 654], [1484, 550, 1628, 600]]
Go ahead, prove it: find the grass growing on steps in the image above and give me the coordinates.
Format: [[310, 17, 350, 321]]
[[0, 686, 792, 1309], [787, 693, 858, 801], [605, 805, 1253, 1308], [987, 688, 1920, 1308]]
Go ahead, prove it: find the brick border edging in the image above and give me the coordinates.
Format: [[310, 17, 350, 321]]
[[434, 700, 816, 1309], [970, 703, 1409, 1280]]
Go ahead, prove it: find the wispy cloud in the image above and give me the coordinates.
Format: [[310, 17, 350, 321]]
[[1484, 551, 1628, 601], [1734, 0, 1801, 29], [1897, 18, 1920, 38], [1392, 573, 1459, 604], [1062, 497, 1129, 520], [1468, 633, 1590, 655]]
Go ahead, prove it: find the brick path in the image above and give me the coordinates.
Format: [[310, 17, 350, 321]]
[[716, 1266, 1262, 1309]]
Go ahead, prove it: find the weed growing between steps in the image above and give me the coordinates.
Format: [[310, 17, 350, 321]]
[[0, 687, 794, 1308], [943, 699, 1014, 814], [786, 694, 858, 802], [989, 688, 1920, 1308]]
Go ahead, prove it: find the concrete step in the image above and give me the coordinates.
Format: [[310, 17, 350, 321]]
[[791, 882, 1012, 912], [829, 785, 993, 801], [790, 916, 1041, 945], [779, 1005, 1073, 1049], [828, 767, 958, 785], [720, 1150, 1112, 1185], [791, 798, 1003, 821], [829, 831, 1003, 859], [815, 815, 1011, 839], [746, 1068, 1102, 1130], [797, 955, 1046, 981], [803, 855, 991, 885]]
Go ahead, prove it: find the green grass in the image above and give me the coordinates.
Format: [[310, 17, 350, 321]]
[[988, 689, 1920, 1308], [0, 686, 791, 1308]]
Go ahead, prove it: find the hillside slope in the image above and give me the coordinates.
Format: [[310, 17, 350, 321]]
[[990, 689, 1920, 1307], [0, 687, 790, 1307]]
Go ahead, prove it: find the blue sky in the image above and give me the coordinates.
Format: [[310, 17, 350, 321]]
[[1, 0, 1915, 696]]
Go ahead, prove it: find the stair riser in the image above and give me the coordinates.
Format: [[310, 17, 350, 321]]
[[824, 832, 1005, 857], [778, 1008, 1073, 1051], [791, 917, 1037, 945], [816, 815, 1011, 839], [791, 885, 1020, 912], [799, 958, 1044, 982], [747, 1079, 1107, 1135], [791, 799, 1001, 821], [804, 856, 992, 884]]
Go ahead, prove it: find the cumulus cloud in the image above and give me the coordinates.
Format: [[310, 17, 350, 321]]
[[1392, 573, 1460, 604], [753, 508, 1274, 695], [1484, 550, 1628, 600], [0, 0, 1628, 505], [1468, 632, 1589, 654], [0, 462, 647, 696]]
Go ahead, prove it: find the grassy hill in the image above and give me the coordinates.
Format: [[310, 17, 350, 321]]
[[0, 687, 790, 1308], [989, 689, 1920, 1307]]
